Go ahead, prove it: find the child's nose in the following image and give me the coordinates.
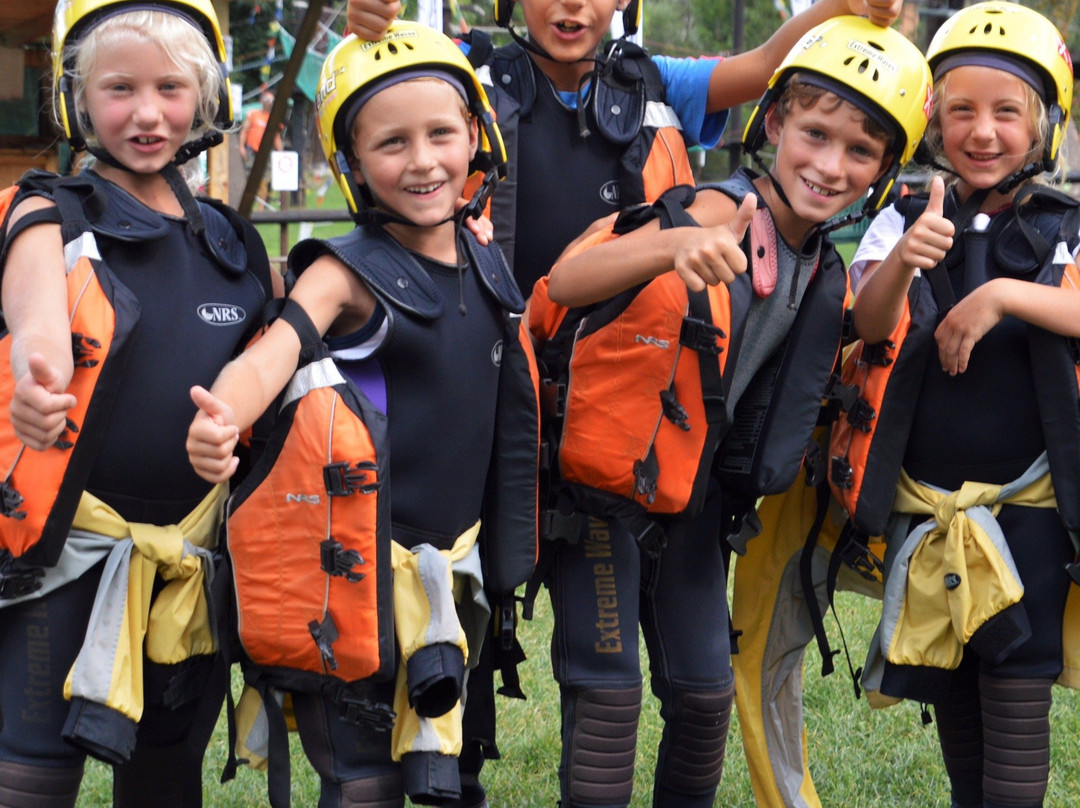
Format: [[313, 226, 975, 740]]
[[133, 95, 163, 125]]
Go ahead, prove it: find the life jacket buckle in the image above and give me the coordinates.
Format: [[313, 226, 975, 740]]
[[659, 387, 690, 431], [308, 612, 340, 670], [679, 317, 725, 356], [632, 456, 659, 504], [323, 461, 380, 497], [1, 480, 27, 520], [860, 340, 895, 367], [847, 398, 877, 433], [320, 538, 366, 583], [339, 691, 396, 731], [540, 378, 566, 418], [803, 442, 825, 487], [540, 507, 582, 543], [830, 456, 854, 490], [0, 551, 44, 599], [71, 332, 102, 369], [498, 599, 517, 651]]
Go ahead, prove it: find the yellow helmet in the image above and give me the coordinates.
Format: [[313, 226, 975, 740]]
[[315, 22, 507, 221], [925, 1, 1073, 168], [52, 0, 233, 162], [742, 16, 933, 213]]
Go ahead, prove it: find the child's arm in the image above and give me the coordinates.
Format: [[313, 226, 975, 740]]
[[704, 0, 902, 112], [935, 276, 1080, 377], [854, 176, 953, 344], [187, 254, 377, 483], [1, 198, 78, 451], [346, 0, 399, 40], [547, 191, 756, 307]]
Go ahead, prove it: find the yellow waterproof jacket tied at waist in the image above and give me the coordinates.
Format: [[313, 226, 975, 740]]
[[0, 484, 225, 763], [863, 453, 1080, 704]]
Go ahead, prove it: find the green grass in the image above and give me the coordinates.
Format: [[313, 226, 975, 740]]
[[76, 584, 1080, 806]]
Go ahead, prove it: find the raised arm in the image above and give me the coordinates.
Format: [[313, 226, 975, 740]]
[[187, 255, 376, 482], [2, 197, 78, 451], [705, 0, 903, 112], [547, 190, 755, 307], [854, 177, 952, 343]]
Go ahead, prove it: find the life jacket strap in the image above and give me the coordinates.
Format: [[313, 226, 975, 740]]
[[0, 548, 43, 599]]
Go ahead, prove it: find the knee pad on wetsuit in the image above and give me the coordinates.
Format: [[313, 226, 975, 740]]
[[561, 686, 642, 808], [980, 674, 1052, 808], [0, 759, 83, 808], [653, 682, 734, 806], [337, 772, 405, 808]]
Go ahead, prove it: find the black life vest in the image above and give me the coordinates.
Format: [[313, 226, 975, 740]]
[[829, 185, 1080, 537], [466, 32, 696, 292]]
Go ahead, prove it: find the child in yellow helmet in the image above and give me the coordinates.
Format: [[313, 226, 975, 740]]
[[0, 1, 277, 805], [839, 4, 1079, 805], [186, 21, 539, 808]]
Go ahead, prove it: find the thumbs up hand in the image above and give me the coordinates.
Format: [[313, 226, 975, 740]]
[[186, 385, 241, 483], [10, 353, 77, 451], [896, 176, 954, 271], [674, 193, 757, 292]]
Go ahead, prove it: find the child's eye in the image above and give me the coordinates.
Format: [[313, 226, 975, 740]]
[[804, 128, 826, 141], [378, 136, 404, 149]]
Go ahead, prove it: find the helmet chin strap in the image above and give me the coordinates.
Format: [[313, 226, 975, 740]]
[[362, 167, 502, 317]]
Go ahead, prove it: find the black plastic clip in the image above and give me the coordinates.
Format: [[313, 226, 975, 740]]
[[846, 398, 877, 433], [861, 340, 895, 367], [679, 317, 725, 355], [659, 387, 690, 431], [71, 332, 101, 368], [323, 461, 380, 496], [320, 538, 365, 583], [830, 456, 854, 490], [308, 613, 341, 670], [0, 551, 44, 599], [339, 692, 396, 731], [1, 480, 26, 520]]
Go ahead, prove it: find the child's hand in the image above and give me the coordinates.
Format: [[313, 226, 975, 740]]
[[346, 0, 400, 40], [896, 176, 953, 272], [187, 385, 241, 483], [934, 280, 1003, 376], [674, 193, 756, 292], [10, 354, 77, 451], [457, 199, 494, 245], [847, 0, 902, 27]]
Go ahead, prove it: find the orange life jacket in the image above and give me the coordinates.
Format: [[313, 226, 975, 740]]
[[531, 186, 730, 543], [226, 298, 394, 685], [0, 175, 140, 580]]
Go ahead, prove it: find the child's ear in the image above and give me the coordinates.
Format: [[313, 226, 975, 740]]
[[615, 0, 632, 10], [764, 105, 783, 147], [468, 117, 479, 161]]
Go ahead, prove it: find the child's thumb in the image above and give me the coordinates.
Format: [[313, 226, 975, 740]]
[[27, 354, 62, 392], [190, 385, 232, 425], [926, 175, 946, 216], [730, 193, 757, 241]]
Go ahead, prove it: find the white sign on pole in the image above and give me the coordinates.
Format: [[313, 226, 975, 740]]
[[271, 150, 299, 192]]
